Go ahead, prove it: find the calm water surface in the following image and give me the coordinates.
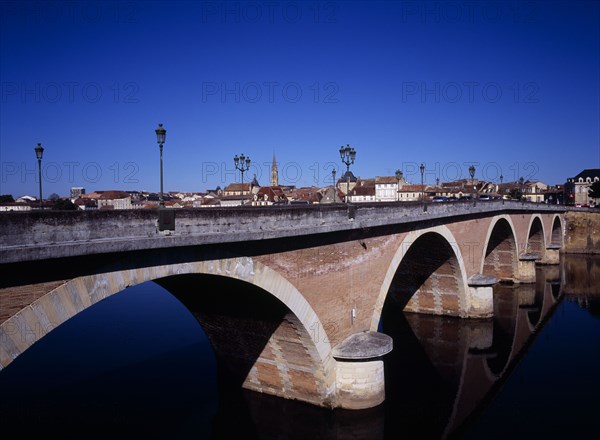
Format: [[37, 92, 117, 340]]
[[1, 255, 599, 438]]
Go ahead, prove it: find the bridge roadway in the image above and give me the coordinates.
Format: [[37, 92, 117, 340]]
[[0, 201, 568, 410]]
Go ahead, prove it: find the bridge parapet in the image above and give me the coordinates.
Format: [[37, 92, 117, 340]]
[[0, 201, 566, 264]]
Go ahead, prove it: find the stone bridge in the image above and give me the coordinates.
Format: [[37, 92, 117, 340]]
[[0, 201, 568, 409]]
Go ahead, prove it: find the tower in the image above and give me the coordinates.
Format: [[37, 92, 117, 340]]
[[271, 154, 279, 187]]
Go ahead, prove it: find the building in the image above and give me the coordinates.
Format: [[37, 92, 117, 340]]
[[0, 202, 32, 212], [349, 184, 376, 203], [318, 186, 344, 204], [73, 198, 98, 210], [222, 183, 252, 197], [523, 181, 549, 203], [397, 184, 428, 201], [287, 187, 322, 204], [566, 169, 600, 206], [375, 176, 402, 202], [70, 187, 85, 201], [252, 186, 288, 206], [97, 190, 132, 210], [337, 171, 358, 198], [544, 185, 564, 205], [15, 195, 37, 204]]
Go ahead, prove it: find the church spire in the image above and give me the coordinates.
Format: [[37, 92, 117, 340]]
[[271, 154, 279, 186]]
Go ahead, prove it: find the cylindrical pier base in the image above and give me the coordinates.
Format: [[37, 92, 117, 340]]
[[332, 331, 393, 410], [517, 253, 539, 283]]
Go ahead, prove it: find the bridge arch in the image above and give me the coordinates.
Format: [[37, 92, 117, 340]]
[[0, 257, 336, 407], [526, 215, 546, 257], [370, 225, 471, 330], [550, 214, 564, 245], [480, 215, 519, 281]]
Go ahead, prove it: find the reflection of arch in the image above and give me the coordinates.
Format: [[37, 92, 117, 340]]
[[485, 275, 564, 380], [550, 215, 563, 245], [525, 272, 545, 329], [481, 215, 518, 281], [485, 283, 520, 377], [526, 215, 546, 257], [370, 226, 470, 329], [0, 257, 335, 406]]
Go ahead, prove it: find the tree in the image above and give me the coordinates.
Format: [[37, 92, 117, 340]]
[[589, 181, 600, 204], [0, 194, 14, 203], [52, 198, 77, 210], [509, 187, 523, 200], [48, 193, 60, 201]]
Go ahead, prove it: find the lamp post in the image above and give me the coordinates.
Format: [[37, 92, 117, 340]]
[[155, 123, 167, 207], [34, 143, 44, 210], [419, 163, 426, 211], [519, 176, 525, 205], [500, 174, 504, 205], [332, 168, 337, 203], [339, 144, 356, 203], [234, 153, 251, 203], [469, 165, 476, 206], [395, 169, 403, 202]]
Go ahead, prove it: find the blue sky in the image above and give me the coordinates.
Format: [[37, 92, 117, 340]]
[[1, 0, 599, 197]]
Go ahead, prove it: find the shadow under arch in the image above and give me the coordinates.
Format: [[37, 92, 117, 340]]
[[0, 257, 335, 407], [551, 214, 564, 245], [480, 215, 519, 282], [370, 225, 471, 330], [526, 215, 546, 257], [156, 273, 332, 407]]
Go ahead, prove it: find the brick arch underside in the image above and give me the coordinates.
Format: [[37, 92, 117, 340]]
[[483, 219, 517, 281], [156, 274, 330, 407], [527, 217, 545, 255], [551, 216, 563, 245], [386, 233, 467, 317], [0, 258, 335, 408]]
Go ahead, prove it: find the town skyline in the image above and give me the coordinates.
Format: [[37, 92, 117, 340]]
[[0, 159, 572, 201]]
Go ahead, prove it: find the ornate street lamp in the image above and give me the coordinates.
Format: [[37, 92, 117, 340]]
[[234, 153, 251, 203], [519, 176, 525, 205], [155, 123, 167, 207], [500, 174, 504, 205], [395, 169, 403, 202], [469, 165, 476, 206], [339, 144, 356, 203], [34, 143, 44, 210], [332, 168, 337, 203], [420, 163, 426, 211]]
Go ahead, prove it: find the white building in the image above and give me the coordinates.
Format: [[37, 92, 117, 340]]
[[375, 176, 401, 201]]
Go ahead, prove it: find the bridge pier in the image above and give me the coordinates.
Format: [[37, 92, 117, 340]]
[[332, 331, 393, 410], [517, 253, 539, 283], [467, 274, 497, 319], [468, 319, 494, 353], [540, 243, 561, 265]]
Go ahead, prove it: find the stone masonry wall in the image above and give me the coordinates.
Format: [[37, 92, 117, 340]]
[[563, 210, 600, 254]]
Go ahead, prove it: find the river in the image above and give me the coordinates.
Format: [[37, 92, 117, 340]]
[[1, 255, 599, 438]]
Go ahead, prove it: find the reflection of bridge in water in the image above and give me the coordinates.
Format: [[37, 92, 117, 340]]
[[383, 264, 563, 439]]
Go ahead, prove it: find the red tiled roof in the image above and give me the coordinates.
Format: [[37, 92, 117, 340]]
[[375, 176, 398, 184], [352, 185, 375, 196], [98, 190, 130, 200]]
